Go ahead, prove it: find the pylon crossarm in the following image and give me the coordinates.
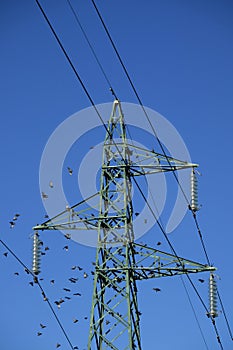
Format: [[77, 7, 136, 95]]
[[33, 193, 102, 231], [108, 142, 198, 176]]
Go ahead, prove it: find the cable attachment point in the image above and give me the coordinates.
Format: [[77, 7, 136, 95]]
[[109, 87, 118, 100], [32, 231, 41, 276], [207, 273, 218, 319]]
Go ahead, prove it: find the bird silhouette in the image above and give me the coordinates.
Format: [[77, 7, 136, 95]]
[[40, 323, 46, 329], [153, 287, 161, 292], [67, 167, 73, 175], [198, 278, 205, 283]]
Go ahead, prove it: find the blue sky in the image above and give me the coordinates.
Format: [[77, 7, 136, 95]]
[[0, 1, 233, 349]]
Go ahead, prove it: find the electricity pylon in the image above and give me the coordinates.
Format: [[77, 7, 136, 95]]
[[33, 100, 215, 349]]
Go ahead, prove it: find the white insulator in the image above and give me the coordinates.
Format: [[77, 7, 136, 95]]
[[208, 273, 218, 318], [190, 169, 199, 212], [32, 231, 41, 275]]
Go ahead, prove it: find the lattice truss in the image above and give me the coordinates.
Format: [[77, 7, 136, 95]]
[[34, 100, 215, 350]]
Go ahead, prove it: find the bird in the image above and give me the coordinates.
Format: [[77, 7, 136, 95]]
[[63, 288, 71, 292], [64, 233, 71, 240], [73, 292, 81, 296], [198, 278, 205, 283], [56, 343, 61, 348], [3, 252, 8, 257], [44, 246, 50, 251], [63, 245, 69, 251], [49, 181, 54, 188], [153, 287, 161, 292], [135, 212, 140, 216], [50, 279, 55, 285], [73, 347, 79, 350], [29, 281, 34, 287], [69, 277, 78, 283], [73, 318, 78, 323], [9, 221, 15, 228], [37, 332, 42, 336], [67, 167, 73, 175], [83, 272, 88, 279], [156, 241, 162, 246], [14, 272, 19, 276], [41, 192, 48, 199], [40, 323, 46, 329]]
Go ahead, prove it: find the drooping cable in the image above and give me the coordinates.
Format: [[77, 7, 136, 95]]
[[180, 276, 210, 350], [34, 2, 226, 347], [90, 0, 232, 340], [0, 238, 75, 350]]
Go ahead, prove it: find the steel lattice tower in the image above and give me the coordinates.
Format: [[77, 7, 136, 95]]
[[34, 100, 215, 350]]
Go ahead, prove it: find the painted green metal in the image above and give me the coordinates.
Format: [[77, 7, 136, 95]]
[[33, 100, 215, 349]]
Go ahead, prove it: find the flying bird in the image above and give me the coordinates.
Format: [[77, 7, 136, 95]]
[[73, 292, 81, 296], [156, 241, 162, 246], [73, 318, 78, 323], [50, 279, 55, 285], [69, 277, 78, 283], [83, 272, 88, 278], [153, 287, 161, 292], [64, 233, 71, 240], [37, 332, 42, 336], [56, 343, 61, 348], [9, 221, 15, 228], [198, 278, 205, 283], [67, 167, 73, 175], [40, 323, 46, 329], [63, 288, 71, 292], [41, 192, 48, 199], [63, 245, 69, 251], [3, 252, 8, 257]]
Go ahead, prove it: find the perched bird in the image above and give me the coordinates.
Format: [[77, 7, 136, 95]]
[[153, 287, 161, 292], [40, 323, 46, 329], [198, 278, 205, 283], [67, 167, 73, 175]]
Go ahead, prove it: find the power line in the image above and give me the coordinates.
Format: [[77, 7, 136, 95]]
[[89, 0, 232, 341], [34, 1, 227, 347], [180, 276, 210, 350], [0, 238, 75, 350]]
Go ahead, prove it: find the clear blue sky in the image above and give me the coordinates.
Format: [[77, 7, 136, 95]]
[[0, 1, 233, 349]]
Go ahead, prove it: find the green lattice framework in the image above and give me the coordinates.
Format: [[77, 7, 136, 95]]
[[34, 100, 215, 350]]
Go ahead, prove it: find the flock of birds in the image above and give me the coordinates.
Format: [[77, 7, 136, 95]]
[[3, 165, 207, 349]]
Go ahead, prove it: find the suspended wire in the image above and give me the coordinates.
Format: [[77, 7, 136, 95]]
[[34, 1, 227, 347], [89, 0, 233, 340], [180, 276, 210, 350], [217, 289, 233, 340], [0, 238, 75, 350], [66, 0, 118, 100], [90, 0, 211, 260]]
